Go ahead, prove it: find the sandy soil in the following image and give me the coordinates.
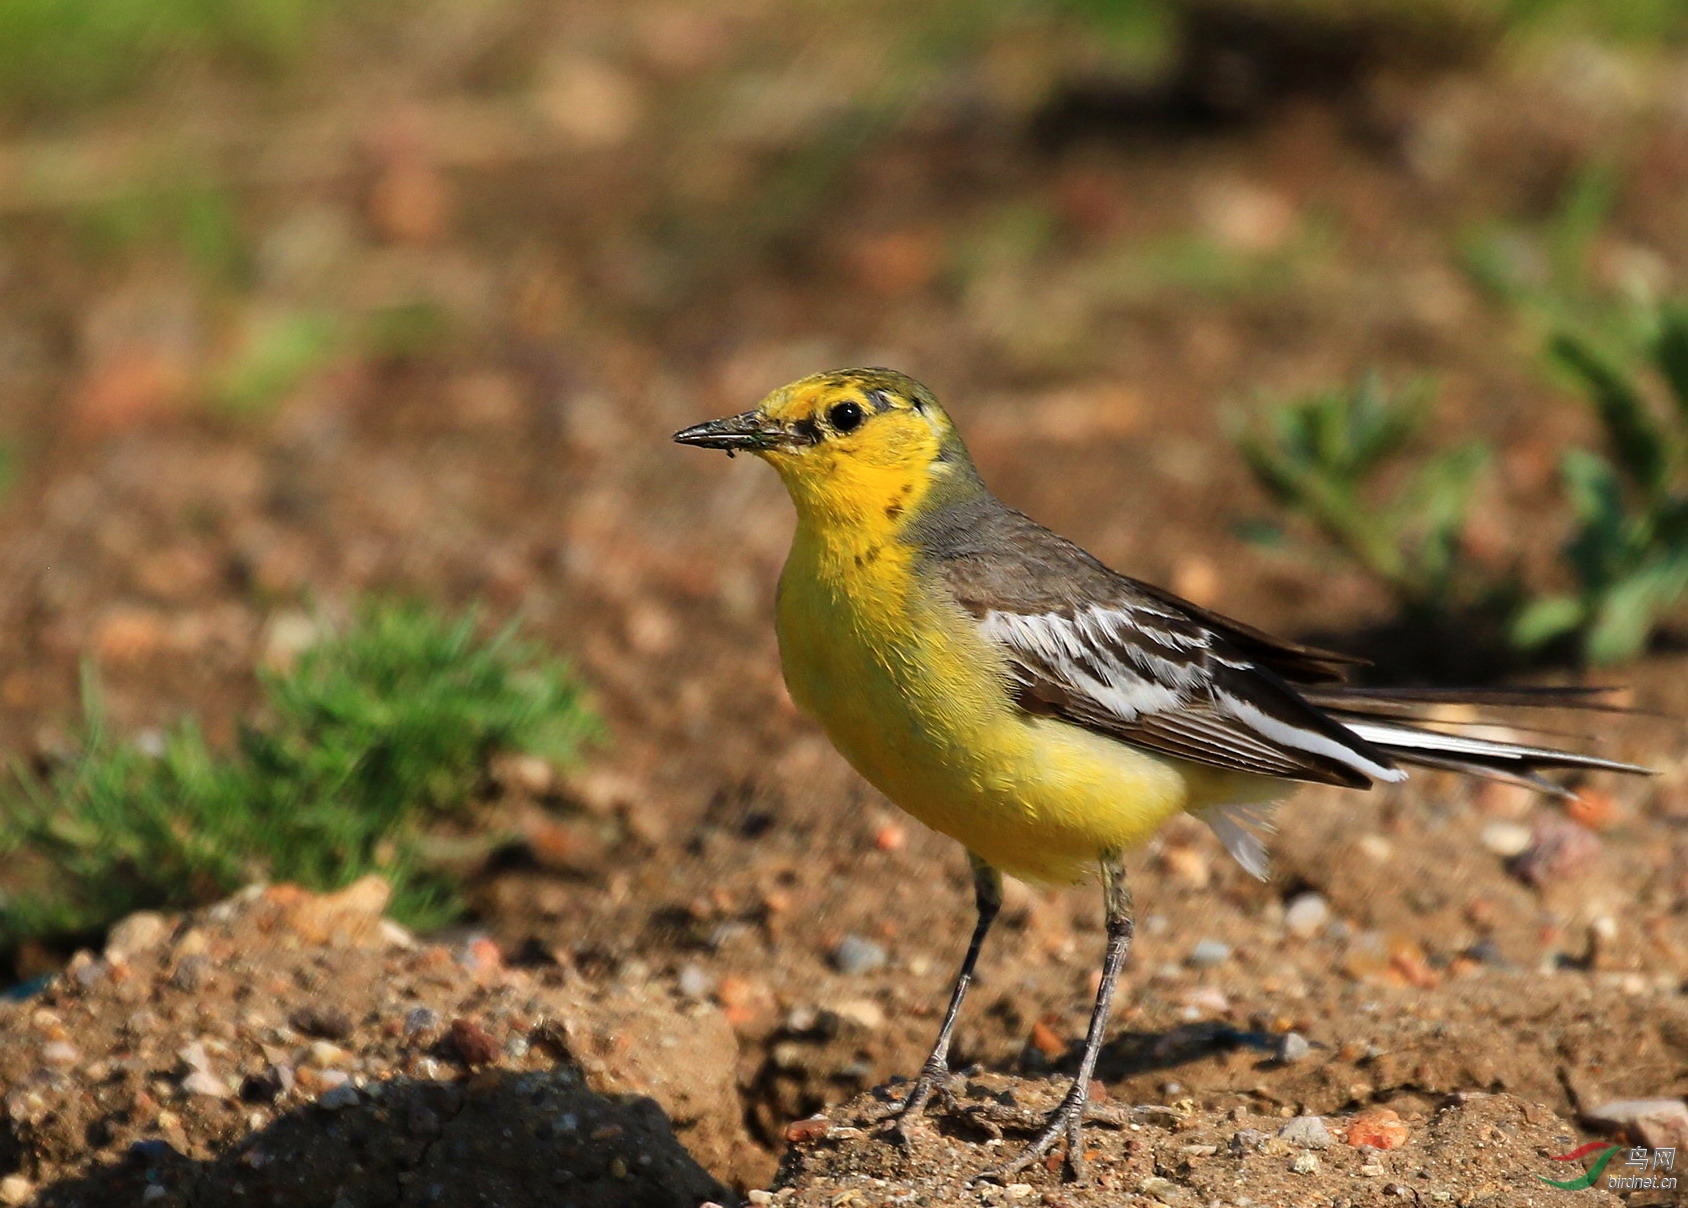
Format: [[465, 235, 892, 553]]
[[3, 2, 1688, 1204]]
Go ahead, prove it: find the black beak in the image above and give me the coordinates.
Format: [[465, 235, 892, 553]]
[[672, 410, 779, 453]]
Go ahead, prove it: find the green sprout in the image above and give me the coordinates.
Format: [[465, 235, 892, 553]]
[[0, 602, 599, 949], [1237, 373, 1491, 615], [1512, 308, 1688, 663]]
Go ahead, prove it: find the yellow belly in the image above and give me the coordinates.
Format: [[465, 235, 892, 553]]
[[775, 530, 1252, 884]]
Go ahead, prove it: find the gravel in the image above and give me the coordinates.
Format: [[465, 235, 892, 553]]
[[830, 935, 887, 975]]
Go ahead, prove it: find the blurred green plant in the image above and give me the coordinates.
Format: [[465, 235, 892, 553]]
[[0, 602, 598, 950], [1236, 373, 1492, 614], [1460, 160, 1660, 353], [212, 308, 340, 417], [1511, 310, 1688, 662], [1500, 0, 1688, 43], [79, 177, 250, 285], [0, 0, 339, 113]]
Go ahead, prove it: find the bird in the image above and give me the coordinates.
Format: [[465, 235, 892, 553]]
[[673, 367, 1650, 1180]]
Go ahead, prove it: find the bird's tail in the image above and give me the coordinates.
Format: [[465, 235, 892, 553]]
[[1301, 684, 1654, 795]]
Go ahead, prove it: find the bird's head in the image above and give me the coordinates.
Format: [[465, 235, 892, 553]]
[[674, 368, 979, 524]]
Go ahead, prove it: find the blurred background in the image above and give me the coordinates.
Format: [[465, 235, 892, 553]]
[[2, 0, 1688, 1195]]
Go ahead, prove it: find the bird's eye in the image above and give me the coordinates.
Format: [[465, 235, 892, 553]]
[[828, 400, 865, 433]]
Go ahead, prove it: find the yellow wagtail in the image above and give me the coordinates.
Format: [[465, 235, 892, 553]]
[[674, 368, 1649, 1180]]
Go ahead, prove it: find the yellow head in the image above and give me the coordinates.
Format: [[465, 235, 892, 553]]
[[674, 368, 979, 527]]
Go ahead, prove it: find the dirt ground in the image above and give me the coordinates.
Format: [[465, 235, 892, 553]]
[[3, 1, 1688, 1204]]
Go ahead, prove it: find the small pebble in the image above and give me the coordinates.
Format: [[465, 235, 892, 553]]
[[1346, 1107, 1410, 1150], [831, 935, 887, 975], [404, 1006, 442, 1037], [677, 963, 714, 999], [1290, 1152, 1320, 1174], [1230, 1128, 1268, 1155], [1508, 819, 1600, 887], [1138, 1176, 1185, 1203], [40, 1041, 80, 1066], [1276, 1032, 1311, 1064], [317, 1083, 360, 1111], [1188, 939, 1230, 968], [181, 1070, 230, 1098], [447, 1017, 500, 1066], [307, 1041, 348, 1068], [0, 1175, 35, 1206], [1283, 893, 1329, 939], [784, 1114, 830, 1143], [1277, 1115, 1332, 1148], [1464, 938, 1506, 967], [290, 1004, 354, 1040], [141, 1187, 169, 1205], [1479, 821, 1532, 858], [746, 1192, 774, 1206]]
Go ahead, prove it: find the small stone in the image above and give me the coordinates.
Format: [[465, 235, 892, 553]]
[[404, 1006, 442, 1038], [41, 1041, 80, 1066], [1188, 939, 1231, 968], [1479, 821, 1532, 858], [181, 1070, 230, 1098], [1283, 893, 1329, 939], [677, 963, 713, 999], [1346, 1107, 1410, 1150], [1230, 1128, 1269, 1155], [1360, 1162, 1386, 1177], [746, 1192, 774, 1206], [1584, 1098, 1688, 1150], [1290, 1152, 1320, 1174], [829, 998, 885, 1032], [1005, 1184, 1036, 1199], [0, 1175, 35, 1206], [1508, 819, 1600, 887], [830, 935, 886, 975], [141, 1187, 170, 1205], [1276, 1032, 1311, 1064], [1138, 1176, 1187, 1203], [1278, 1115, 1332, 1148], [307, 1041, 348, 1068], [169, 955, 212, 992], [784, 1114, 829, 1143], [446, 1017, 500, 1066], [290, 1004, 355, 1040], [317, 1083, 360, 1111]]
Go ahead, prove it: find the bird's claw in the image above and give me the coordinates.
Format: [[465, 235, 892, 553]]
[[868, 1065, 959, 1144], [968, 1095, 1136, 1184]]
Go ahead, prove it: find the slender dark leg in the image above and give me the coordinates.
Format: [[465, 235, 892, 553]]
[[985, 852, 1133, 1182], [883, 851, 1002, 1139]]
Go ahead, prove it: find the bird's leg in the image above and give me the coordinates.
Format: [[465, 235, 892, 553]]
[[880, 852, 1001, 1141], [982, 852, 1133, 1183]]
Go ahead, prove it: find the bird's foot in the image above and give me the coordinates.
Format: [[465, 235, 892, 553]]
[[869, 1062, 960, 1145], [969, 1086, 1135, 1184]]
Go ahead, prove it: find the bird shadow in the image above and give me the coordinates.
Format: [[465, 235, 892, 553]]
[[24, 1068, 728, 1208]]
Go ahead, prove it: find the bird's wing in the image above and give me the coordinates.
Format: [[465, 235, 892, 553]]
[[974, 597, 1404, 788], [927, 504, 1403, 788]]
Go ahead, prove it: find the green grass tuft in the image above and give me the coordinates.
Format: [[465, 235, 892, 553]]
[[0, 602, 599, 950]]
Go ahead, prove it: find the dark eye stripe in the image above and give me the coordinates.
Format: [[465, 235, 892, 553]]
[[791, 418, 822, 444]]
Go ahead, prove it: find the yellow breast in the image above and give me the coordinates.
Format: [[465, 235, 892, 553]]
[[774, 519, 1201, 884]]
